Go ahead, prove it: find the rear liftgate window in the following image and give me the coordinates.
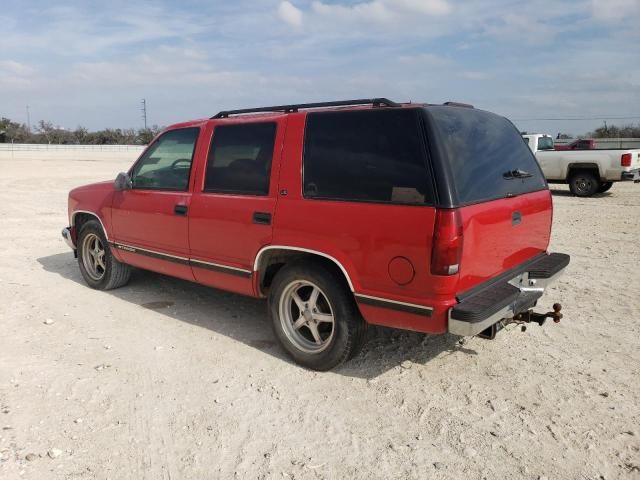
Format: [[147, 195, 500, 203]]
[[427, 106, 547, 205], [303, 109, 433, 205]]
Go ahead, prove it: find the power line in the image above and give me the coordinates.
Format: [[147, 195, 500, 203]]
[[512, 115, 640, 121]]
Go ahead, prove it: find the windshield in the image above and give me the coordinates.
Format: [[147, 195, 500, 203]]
[[538, 136, 554, 150]]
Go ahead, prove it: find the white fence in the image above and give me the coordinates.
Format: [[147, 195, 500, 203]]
[[0, 143, 145, 152]]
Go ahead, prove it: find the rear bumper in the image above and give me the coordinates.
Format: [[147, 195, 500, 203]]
[[448, 253, 570, 336], [621, 169, 640, 182]]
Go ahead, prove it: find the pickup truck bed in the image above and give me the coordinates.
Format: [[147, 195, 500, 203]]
[[523, 134, 640, 196]]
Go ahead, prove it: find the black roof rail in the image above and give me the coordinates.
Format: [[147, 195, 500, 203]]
[[212, 98, 400, 119], [443, 101, 474, 108]]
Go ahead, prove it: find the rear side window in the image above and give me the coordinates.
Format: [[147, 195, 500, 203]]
[[538, 136, 554, 150], [303, 109, 433, 205], [204, 122, 276, 195], [427, 107, 547, 205]]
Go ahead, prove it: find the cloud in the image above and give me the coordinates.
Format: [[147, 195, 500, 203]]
[[0, 60, 35, 76], [592, 0, 640, 21], [0, 0, 637, 135], [310, 0, 451, 24], [398, 53, 451, 67], [0, 60, 38, 89], [278, 1, 303, 27]]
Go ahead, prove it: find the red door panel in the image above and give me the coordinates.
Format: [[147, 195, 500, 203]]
[[187, 117, 286, 294], [111, 190, 193, 280]]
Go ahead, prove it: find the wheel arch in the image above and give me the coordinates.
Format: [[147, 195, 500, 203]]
[[71, 210, 110, 240], [565, 162, 602, 181], [254, 246, 355, 296]]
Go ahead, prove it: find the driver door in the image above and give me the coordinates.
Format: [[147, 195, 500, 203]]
[[111, 127, 200, 281]]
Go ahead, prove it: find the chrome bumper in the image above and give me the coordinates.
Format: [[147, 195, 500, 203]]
[[621, 169, 640, 182], [61, 227, 75, 250], [448, 267, 566, 337]]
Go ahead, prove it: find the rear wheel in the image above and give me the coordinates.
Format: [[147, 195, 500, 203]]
[[597, 182, 613, 193], [77, 220, 131, 290], [569, 171, 599, 197], [269, 261, 367, 370]]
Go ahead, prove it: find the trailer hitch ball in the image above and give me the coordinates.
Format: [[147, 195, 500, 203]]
[[550, 303, 562, 323]]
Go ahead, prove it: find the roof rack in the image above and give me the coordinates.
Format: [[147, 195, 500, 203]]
[[443, 101, 474, 108], [212, 98, 400, 119]]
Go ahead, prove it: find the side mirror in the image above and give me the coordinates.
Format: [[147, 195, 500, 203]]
[[114, 172, 132, 191]]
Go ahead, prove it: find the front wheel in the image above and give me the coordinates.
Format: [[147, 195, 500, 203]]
[[269, 261, 367, 371], [569, 171, 599, 197], [77, 220, 132, 290], [597, 182, 613, 193]]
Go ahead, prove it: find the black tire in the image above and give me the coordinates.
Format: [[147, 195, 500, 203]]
[[77, 220, 132, 290], [569, 171, 599, 197], [597, 182, 613, 193], [268, 260, 367, 371]]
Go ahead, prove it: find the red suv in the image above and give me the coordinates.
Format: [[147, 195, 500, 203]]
[[62, 98, 569, 370]]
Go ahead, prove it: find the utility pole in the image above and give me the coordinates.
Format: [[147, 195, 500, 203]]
[[141, 98, 148, 129], [26, 105, 31, 132]]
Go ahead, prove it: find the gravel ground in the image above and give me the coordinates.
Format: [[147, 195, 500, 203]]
[[0, 152, 639, 480]]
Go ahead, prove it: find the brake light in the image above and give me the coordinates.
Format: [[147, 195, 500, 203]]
[[431, 209, 463, 276], [621, 153, 632, 167]]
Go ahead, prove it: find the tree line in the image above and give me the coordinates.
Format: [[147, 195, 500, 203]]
[[2, 116, 639, 145], [587, 123, 640, 139], [0, 118, 162, 145]]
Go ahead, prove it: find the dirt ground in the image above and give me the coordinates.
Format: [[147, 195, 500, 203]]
[[0, 151, 639, 480]]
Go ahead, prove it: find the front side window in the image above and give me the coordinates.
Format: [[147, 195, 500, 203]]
[[303, 109, 433, 205], [131, 128, 199, 190], [204, 122, 276, 195]]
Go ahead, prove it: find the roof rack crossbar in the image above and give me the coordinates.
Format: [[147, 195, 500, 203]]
[[212, 98, 400, 119]]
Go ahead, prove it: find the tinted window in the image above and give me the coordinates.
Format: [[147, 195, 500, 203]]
[[204, 123, 276, 195], [427, 107, 547, 205], [131, 128, 199, 190], [303, 109, 432, 205]]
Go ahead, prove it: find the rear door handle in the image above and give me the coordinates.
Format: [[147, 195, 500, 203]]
[[253, 211, 272, 225], [174, 204, 188, 216]]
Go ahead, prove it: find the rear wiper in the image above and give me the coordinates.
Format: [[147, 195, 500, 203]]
[[503, 169, 532, 179]]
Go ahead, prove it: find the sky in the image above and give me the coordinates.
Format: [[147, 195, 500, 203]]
[[1, 0, 639, 136]]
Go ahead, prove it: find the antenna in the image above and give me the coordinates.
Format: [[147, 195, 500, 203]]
[[141, 98, 148, 129], [26, 105, 31, 132]]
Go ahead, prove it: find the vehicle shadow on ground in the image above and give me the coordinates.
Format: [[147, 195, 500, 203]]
[[37, 252, 475, 379], [549, 188, 613, 198]]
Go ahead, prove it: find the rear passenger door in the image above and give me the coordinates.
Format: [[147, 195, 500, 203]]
[[188, 118, 286, 295]]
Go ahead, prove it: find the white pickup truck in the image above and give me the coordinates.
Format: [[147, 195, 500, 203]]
[[523, 133, 640, 196]]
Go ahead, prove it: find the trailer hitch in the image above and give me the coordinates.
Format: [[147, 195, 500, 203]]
[[477, 304, 563, 339], [512, 303, 562, 331]]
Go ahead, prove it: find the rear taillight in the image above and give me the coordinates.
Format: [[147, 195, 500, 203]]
[[621, 153, 632, 167], [431, 209, 463, 276]]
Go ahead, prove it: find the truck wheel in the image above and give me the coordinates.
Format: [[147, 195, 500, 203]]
[[597, 182, 613, 193], [269, 260, 367, 371], [77, 220, 132, 290], [569, 171, 599, 197]]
